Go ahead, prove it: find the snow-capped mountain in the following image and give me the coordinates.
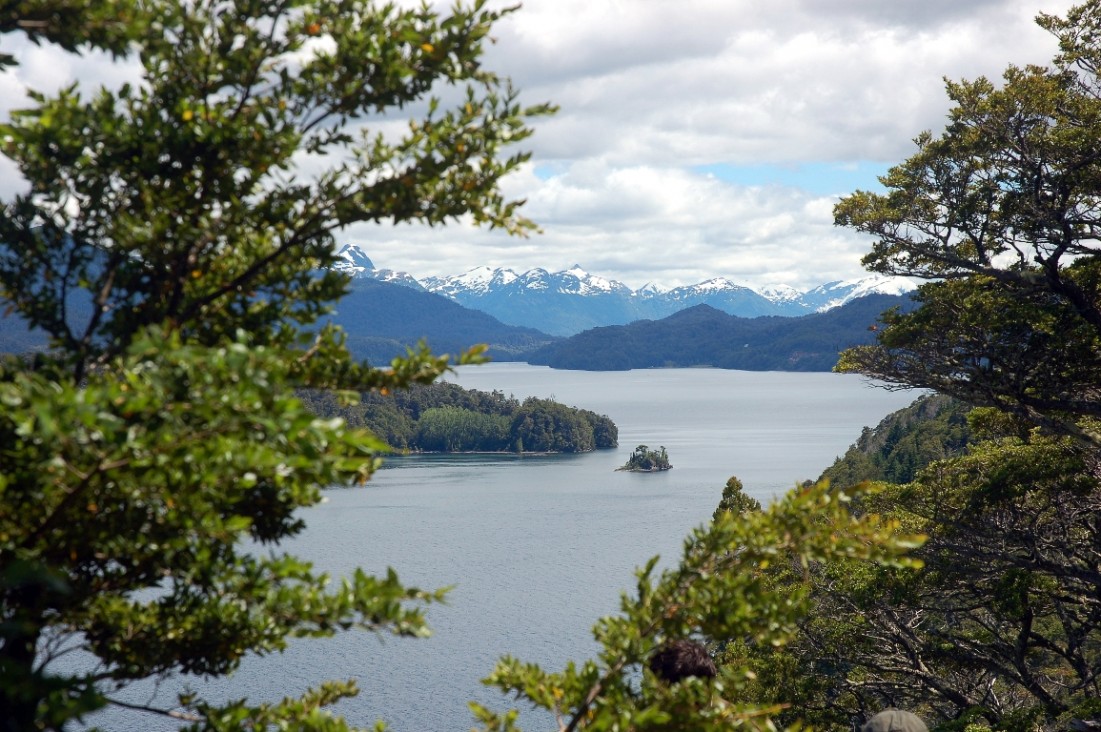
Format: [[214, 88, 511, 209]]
[[422, 264, 639, 336], [662, 278, 781, 318], [421, 265, 518, 296], [334, 245, 425, 290], [758, 284, 804, 306], [799, 275, 917, 312], [332, 244, 917, 336], [424, 264, 632, 299], [333, 244, 376, 275]]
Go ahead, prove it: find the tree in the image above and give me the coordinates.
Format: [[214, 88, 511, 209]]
[[819, 394, 974, 489], [712, 476, 761, 521], [618, 444, 672, 472], [510, 398, 598, 453], [0, 0, 550, 728], [0, 3, 932, 732], [726, 417, 1101, 731], [833, 0, 1101, 449], [0, 0, 143, 68], [473, 481, 924, 732], [779, 2, 1101, 727]]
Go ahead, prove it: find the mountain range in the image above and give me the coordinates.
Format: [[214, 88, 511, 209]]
[[330, 279, 556, 364], [0, 246, 914, 373], [334, 244, 917, 336]]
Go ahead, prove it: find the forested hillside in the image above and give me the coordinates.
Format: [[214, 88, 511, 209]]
[[819, 394, 974, 487], [526, 293, 908, 371], [300, 381, 617, 454], [700, 4, 1101, 726]]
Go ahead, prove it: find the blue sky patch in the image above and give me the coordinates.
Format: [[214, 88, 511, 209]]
[[692, 162, 890, 197]]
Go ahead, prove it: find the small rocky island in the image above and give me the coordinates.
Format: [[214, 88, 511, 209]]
[[617, 444, 672, 472]]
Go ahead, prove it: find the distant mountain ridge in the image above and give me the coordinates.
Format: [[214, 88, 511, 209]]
[[526, 293, 913, 372], [334, 244, 917, 336], [0, 278, 906, 373], [329, 279, 556, 364], [1, 247, 910, 374], [0, 274, 558, 366]]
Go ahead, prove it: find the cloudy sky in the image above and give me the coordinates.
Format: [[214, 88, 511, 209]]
[[0, 0, 1082, 291]]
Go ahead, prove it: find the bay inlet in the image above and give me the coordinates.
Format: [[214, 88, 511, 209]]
[[94, 364, 920, 731]]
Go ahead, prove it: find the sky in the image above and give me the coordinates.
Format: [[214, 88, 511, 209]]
[[0, 0, 1082, 291]]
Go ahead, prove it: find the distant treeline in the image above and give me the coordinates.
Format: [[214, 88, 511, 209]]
[[299, 382, 618, 454]]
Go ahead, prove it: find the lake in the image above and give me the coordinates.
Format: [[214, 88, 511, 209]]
[[91, 364, 920, 730]]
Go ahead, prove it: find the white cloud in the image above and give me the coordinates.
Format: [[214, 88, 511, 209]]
[[0, 0, 1083, 290], [349, 161, 872, 290], [357, 0, 1075, 289]]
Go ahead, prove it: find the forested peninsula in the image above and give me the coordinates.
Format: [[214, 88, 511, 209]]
[[819, 394, 974, 487], [300, 382, 618, 454]]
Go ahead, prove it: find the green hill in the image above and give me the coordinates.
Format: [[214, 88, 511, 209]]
[[819, 393, 974, 488], [525, 294, 910, 371]]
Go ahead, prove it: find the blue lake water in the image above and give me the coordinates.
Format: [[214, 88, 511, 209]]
[[88, 364, 920, 730]]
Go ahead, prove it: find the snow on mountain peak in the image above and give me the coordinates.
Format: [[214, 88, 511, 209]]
[[805, 275, 918, 311], [333, 243, 375, 274], [759, 284, 802, 303], [634, 282, 666, 296], [328, 247, 917, 332], [501, 266, 629, 296], [436, 266, 519, 294], [565, 266, 621, 295], [855, 274, 918, 297], [693, 277, 741, 293], [580, 275, 617, 294], [454, 266, 497, 286]]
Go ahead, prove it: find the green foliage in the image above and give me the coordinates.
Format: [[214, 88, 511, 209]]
[[832, 2, 1101, 444], [0, 0, 552, 382], [0, 0, 550, 728], [0, 331, 454, 727], [416, 406, 511, 452], [300, 382, 618, 453], [820, 394, 974, 489], [618, 445, 672, 472], [0, 0, 144, 68], [712, 476, 761, 521], [777, 3, 1101, 727], [511, 397, 609, 453], [733, 433, 1101, 730], [471, 481, 925, 731], [16, 0, 1092, 730]]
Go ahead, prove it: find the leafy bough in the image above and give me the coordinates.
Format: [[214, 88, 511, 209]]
[[472, 481, 926, 732]]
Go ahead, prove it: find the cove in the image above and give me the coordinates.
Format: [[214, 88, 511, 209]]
[[92, 364, 920, 731]]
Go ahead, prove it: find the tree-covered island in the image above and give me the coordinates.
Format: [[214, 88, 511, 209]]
[[301, 382, 617, 454], [617, 444, 672, 472]]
